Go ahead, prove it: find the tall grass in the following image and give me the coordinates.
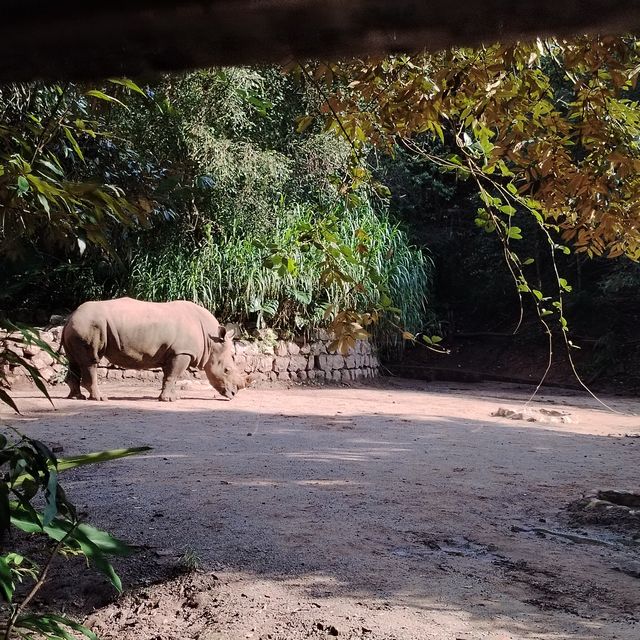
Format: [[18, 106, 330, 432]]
[[126, 200, 434, 338]]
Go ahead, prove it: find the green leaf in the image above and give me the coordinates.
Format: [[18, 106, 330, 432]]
[[532, 289, 544, 301], [43, 469, 58, 526], [17, 176, 29, 193], [19, 360, 54, 407], [0, 555, 15, 602], [558, 277, 573, 292], [85, 89, 127, 108], [74, 521, 134, 557], [108, 77, 147, 98], [506, 226, 523, 240], [16, 614, 99, 640], [54, 447, 152, 474], [11, 446, 151, 492], [37, 192, 51, 214], [0, 388, 20, 413], [291, 289, 312, 305], [9, 505, 43, 534], [296, 115, 314, 133], [38, 158, 64, 177], [523, 258, 535, 265], [432, 120, 445, 144], [63, 128, 84, 161], [11, 508, 133, 592]]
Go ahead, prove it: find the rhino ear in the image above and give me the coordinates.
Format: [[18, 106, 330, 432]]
[[210, 325, 234, 343], [224, 326, 236, 340], [210, 326, 226, 343]]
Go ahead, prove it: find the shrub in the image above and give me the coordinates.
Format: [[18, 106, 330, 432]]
[[126, 197, 434, 340]]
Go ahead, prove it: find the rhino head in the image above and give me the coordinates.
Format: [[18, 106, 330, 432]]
[[204, 326, 251, 399]]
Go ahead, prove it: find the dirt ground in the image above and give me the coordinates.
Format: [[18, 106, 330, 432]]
[[3, 378, 640, 640]]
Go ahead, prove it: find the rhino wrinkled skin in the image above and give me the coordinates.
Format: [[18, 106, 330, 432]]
[[62, 297, 248, 402]]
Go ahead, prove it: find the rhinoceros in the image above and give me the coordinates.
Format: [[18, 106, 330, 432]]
[[61, 297, 248, 402]]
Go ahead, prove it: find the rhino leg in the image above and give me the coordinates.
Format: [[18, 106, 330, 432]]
[[159, 354, 191, 402], [80, 363, 108, 401], [65, 359, 85, 400]]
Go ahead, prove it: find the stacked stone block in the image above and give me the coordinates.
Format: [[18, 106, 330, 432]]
[[1, 326, 379, 387]]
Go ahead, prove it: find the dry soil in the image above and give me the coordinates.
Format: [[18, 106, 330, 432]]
[[2, 378, 639, 640]]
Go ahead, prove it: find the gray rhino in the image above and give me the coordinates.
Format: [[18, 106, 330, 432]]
[[62, 297, 248, 401]]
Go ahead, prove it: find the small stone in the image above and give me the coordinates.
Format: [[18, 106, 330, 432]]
[[288, 355, 307, 372], [273, 356, 289, 373], [40, 351, 55, 367], [286, 341, 300, 356], [258, 356, 274, 373], [310, 342, 327, 356]]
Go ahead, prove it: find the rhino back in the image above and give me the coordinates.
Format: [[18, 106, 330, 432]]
[[66, 298, 218, 369]]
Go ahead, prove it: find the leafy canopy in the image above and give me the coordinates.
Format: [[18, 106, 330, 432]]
[[304, 35, 640, 261], [0, 81, 151, 260]]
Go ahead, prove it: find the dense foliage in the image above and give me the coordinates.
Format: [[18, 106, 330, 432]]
[[298, 37, 640, 380], [1, 40, 639, 368], [128, 199, 432, 337], [0, 80, 159, 320], [0, 82, 150, 260], [306, 37, 640, 260], [1, 68, 434, 343]]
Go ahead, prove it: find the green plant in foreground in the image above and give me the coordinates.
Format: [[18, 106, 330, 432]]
[[0, 322, 63, 414], [0, 429, 150, 639]]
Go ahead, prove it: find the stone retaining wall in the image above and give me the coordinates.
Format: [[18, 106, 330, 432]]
[[1, 327, 379, 388]]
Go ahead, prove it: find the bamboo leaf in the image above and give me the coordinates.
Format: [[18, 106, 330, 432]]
[[85, 89, 128, 109], [107, 77, 147, 98]]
